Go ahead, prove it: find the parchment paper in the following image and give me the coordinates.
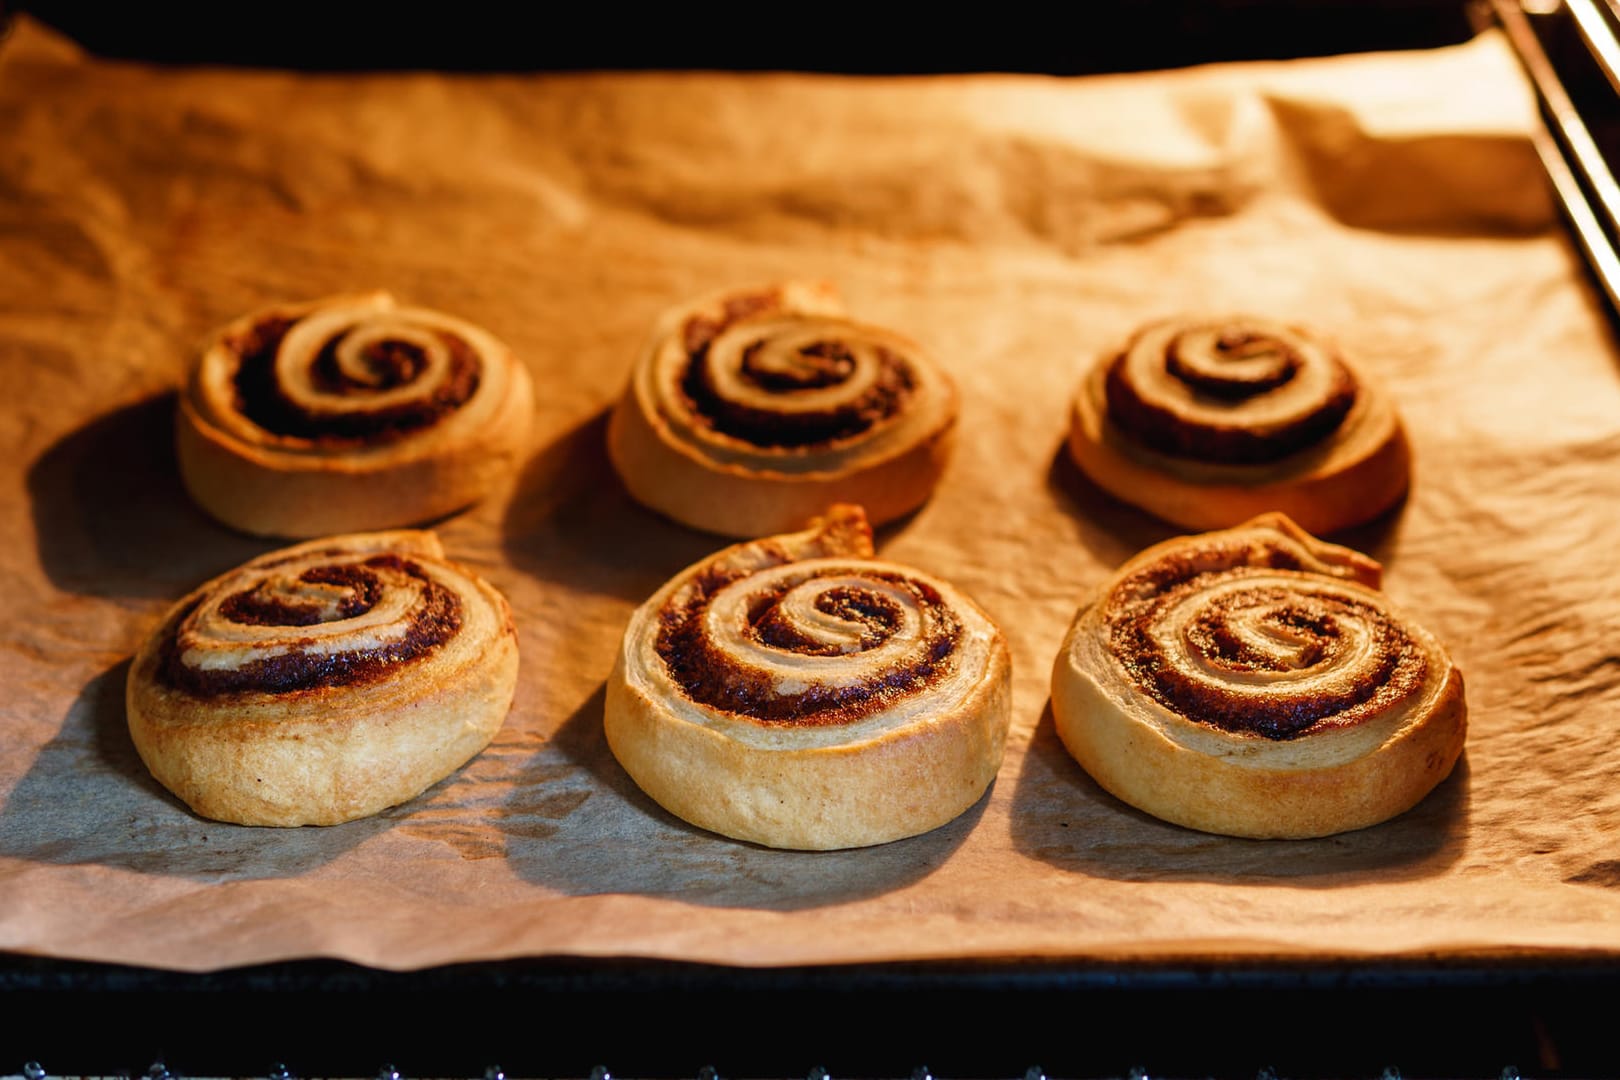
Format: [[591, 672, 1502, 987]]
[[4, 17, 1617, 974]]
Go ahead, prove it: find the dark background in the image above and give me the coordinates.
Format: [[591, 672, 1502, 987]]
[[14, 0, 1476, 75], [6, 954, 1619, 1078]]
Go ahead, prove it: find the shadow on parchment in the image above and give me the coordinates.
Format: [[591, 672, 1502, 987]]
[[17, 401, 966, 898], [0, 660, 389, 878], [501, 408, 717, 604], [497, 683, 979, 908], [0, 662, 969, 899], [1044, 441, 1176, 572], [500, 406, 934, 606], [1333, 490, 1411, 570], [1045, 440, 1409, 569], [493, 413, 970, 905], [25, 393, 269, 599], [1010, 701, 1470, 884]]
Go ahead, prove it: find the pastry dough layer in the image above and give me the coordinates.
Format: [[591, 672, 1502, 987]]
[[1069, 317, 1410, 534], [178, 292, 533, 538], [606, 505, 1011, 849], [126, 530, 518, 826], [608, 282, 957, 537], [1051, 514, 1465, 839]]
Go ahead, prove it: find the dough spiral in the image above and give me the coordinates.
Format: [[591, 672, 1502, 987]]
[[606, 504, 1011, 849], [127, 530, 519, 826], [178, 292, 533, 537], [1069, 317, 1409, 533], [608, 282, 957, 537], [1051, 513, 1465, 838]]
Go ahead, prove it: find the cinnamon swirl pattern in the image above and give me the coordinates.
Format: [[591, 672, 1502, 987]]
[[606, 505, 1011, 849], [608, 282, 958, 537], [178, 292, 533, 538], [126, 531, 519, 826], [1069, 317, 1410, 534], [1050, 514, 1465, 838]]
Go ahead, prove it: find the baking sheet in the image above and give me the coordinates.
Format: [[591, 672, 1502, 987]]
[[4, 16, 1619, 973]]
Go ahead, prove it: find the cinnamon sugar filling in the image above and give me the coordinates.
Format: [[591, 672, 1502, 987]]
[[656, 567, 962, 726], [1106, 548, 1427, 741], [158, 556, 462, 697], [1104, 323, 1359, 464], [676, 300, 917, 449], [227, 315, 481, 444]]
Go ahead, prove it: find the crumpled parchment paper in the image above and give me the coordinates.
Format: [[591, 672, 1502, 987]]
[[5, 16, 1618, 973]]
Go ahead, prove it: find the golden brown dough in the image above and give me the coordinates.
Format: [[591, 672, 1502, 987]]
[[605, 505, 1011, 850], [178, 292, 533, 538], [607, 282, 957, 538], [1050, 513, 1465, 839], [126, 530, 518, 826], [1068, 316, 1410, 534]]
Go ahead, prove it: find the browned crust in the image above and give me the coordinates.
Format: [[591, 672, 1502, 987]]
[[605, 633, 1011, 850], [1067, 333, 1411, 535], [603, 506, 1013, 849], [178, 393, 532, 537], [176, 296, 534, 539], [607, 283, 957, 538], [1052, 646, 1465, 839], [1048, 515, 1466, 839], [125, 533, 519, 826], [608, 386, 955, 538]]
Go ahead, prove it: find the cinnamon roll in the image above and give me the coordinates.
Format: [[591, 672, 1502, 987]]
[[605, 505, 1011, 849], [178, 292, 534, 538], [126, 531, 519, 826], [1068, 317, 1410, 533], [607, 282, 958, 537], [1050, 513, 1465, 839]]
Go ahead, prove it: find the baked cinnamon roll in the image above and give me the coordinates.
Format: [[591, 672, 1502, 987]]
[[178, 292, 533, 537], [1050, 513, 1465, 838], [1068, 317, 1410, 533], [605, 505, 1011, 849], [608, 282, 957, 537], [126, 531, 518, 826]]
